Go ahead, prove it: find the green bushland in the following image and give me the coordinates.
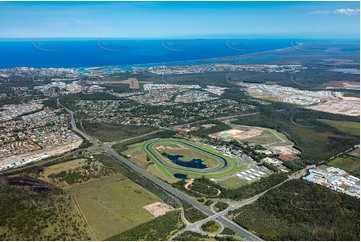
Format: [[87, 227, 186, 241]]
[[214, 201, 229, 212], [221, 227, 236, 236], [189, 181, 220, 197], [48, 162, 112, 185], [328, 154, 360, 177], [229, 179, 360, 241], [0, 177, 90, 241], [205, 200, 214, 206], [112, 130, 178, 154], [201, 220, 221, 233], [184, 207, 208, 223], [188, 175, 288, 200], [59, 92, 120, 108], [180, 201, 208, 223], [174, 231, 210, 241], [105, 211, 184, 241], [82, 122, 157, 142]]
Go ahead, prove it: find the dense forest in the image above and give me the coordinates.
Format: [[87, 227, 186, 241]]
[[230, 179, 360, 241], [177, 174, 288, 200]]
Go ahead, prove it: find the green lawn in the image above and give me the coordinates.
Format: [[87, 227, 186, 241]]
[[218, 176, 249, 189], [319, 119, 360, 136]]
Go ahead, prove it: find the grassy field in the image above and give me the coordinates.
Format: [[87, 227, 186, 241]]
[[125, 138, 248, 183], [217, 176, 249, 189], [328, 155, 360, 177], [319, 119, 360, 136], [82, 122, 157, 142], [66, 174, 160, 240]]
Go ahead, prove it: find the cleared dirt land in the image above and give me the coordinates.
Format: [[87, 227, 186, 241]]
[[210, 125, 293, 147], [144, 202, 175, 217], [210, 124, 298, 160], [308, 93, 360, 117]]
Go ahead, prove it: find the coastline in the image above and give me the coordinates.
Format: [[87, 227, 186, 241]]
[[0, 42, 293, 70], [75, 45, 293, 72]]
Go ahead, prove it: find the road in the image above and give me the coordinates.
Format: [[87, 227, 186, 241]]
[[57, 98, 100, 148], [58, 100, 262, 241], [172, 112, 260, 129]]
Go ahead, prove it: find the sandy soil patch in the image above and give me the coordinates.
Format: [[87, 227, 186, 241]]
[[143, 202, 175, 217], [213, 128, 263, 141], [271, 146, 300, 161], [321, 81, 360, 91], [155, 145, 165, 152], [165, 144, 186, 150], [202, 124, 216, 129], [307, 98, 360, 116], [176, 127, 199, 132]]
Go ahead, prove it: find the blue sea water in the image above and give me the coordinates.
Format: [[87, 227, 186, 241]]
[[0, 39, 292, 69]]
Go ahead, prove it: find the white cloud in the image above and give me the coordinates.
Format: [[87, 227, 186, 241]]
[[309, 10, 331, 15], [333, 8, 360, 16], [309, 8, 360, 16]]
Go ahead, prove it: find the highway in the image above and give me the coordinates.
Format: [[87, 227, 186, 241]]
[[58, 99, 262, 241]]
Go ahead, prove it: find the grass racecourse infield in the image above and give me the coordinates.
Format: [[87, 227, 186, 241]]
[[124, 138, 248, 182]]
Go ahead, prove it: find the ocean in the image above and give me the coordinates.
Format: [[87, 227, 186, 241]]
[[0, 39, 294, 69], [1, 38, 358, 69]]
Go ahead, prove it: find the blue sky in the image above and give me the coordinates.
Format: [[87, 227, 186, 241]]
[[0, 1, 359, 38]]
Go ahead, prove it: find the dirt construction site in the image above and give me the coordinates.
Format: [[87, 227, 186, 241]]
[[210, 128, 264, 141]]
